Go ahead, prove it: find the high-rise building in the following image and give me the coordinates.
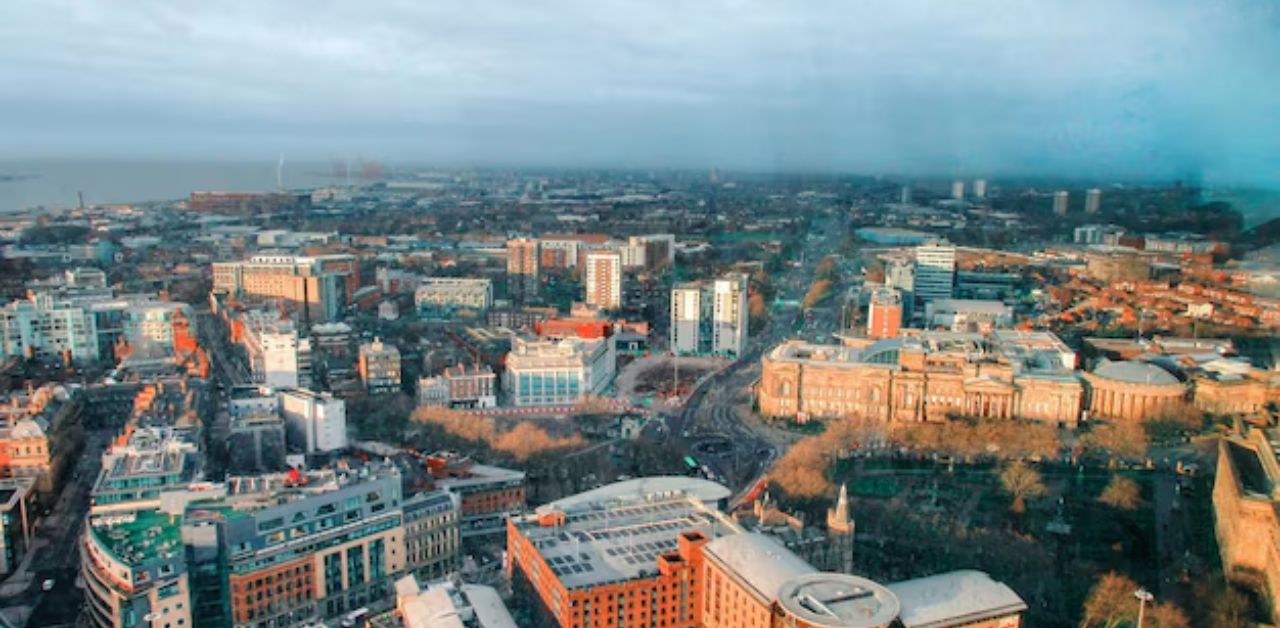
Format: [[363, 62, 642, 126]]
[[279, 388, 348, 453], [913, 241, 955, 304], [359, 337, 402, 395], [0, 294, 100, 363], [972, 178, 987, 199], [584, 249, 622, 310], [669, 273, 749, 356], [866, 288, 903, 339], [1053, 190, 1069, 216], [899, 185, 912, 204], [507, 238, 540, 304], [212, 254, 355, 323], [1085, 188, 1102, 214], [950, 180, 965, 201]]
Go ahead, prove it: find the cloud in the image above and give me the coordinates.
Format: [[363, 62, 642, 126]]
[[1, 0, 1277, 185]]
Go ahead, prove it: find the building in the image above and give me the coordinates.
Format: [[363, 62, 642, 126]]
[[423, 452, 526, 539], [374, 575, 516, 628], [867, 288, 903, 339], [212, 254, 357, 324], [360, 338, 402, 395], [1085, 188, 1102, 214], [1084, 249, 1151, 284], [503, 337, 615, 407], [0, 294, 100, 363], [0, 477, 36, 576], [279, 388, 348, 453], [188, 191, 310, 215], [227, 404, 287, 473], [887, 570, 1028, 628], [239, 312, 312, 389], [759, 331, 1083, 426], [913, 242, 956, 305], [1052, 190, 1069, 216], [507, 238, 540, 304], [89, 427, 202, 514], [1081, 360, 1187, 422], [1213, 428, 1280, 621], [922, 299, 1014, 333], [81, 507, 195, 628], [669, 273, 749, 356], [417, 364, 498, 409], [415, 278, 493, 316], [1073, 224, 1124, 245], [620, 234, 676, 270], [509, 479, 1026, 628], [950, 180, 965, 201], [401, 491, 462, 581], [584, 249, 622, 310], [972, 179, 987, 200]]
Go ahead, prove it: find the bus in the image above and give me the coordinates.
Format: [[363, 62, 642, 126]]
[[683, 456, 699, 476]]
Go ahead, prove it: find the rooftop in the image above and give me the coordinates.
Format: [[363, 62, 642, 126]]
[[887, 570, 1027, 628], [777, 573, 902, 628], [537, 477, 729, 516], [514, 494, 739, 590], [1091, 360, 1181, 386], [704, 533, 816, 602], [90, 509, 184, 567]]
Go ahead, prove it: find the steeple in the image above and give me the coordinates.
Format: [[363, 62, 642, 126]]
[[826, 483, 854, 534]]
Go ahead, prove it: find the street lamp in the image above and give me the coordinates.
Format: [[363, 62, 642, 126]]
[[1134, 588, 1154, 628]]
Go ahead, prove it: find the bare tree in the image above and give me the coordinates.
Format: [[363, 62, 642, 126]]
[[999, 461, 1045, 514], [1098, 476, 1142, 511]]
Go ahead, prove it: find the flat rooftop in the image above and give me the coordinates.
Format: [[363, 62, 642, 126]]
[[538, 477, 729, 515], [887, 570, 1027, 628], [778, 573, 902, 628], [90, 509, 183, 567], [514, 495, 739, 590]]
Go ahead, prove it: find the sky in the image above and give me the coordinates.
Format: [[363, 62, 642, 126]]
[[2, 0, 1278, 186]]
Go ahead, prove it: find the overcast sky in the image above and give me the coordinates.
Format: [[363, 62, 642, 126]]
[[2, 0, 1277, 185]]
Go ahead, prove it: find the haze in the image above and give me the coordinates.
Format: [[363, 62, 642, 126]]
[[2, 0, 1278, 186]]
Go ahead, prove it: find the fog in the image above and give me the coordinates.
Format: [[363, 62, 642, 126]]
[[2, 0, 1277, 185]]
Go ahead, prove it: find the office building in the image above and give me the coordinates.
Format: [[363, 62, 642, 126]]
[[972, 178, 987, 199], [913, 242, 955, 304], [950, 180, 965, 201], [899, 186, 912, 205], [866, 288, 903, 339], [509, 479, 1026, 628], [360, 338, 402, 395], [238, 312, 312, 389], [507, 238, 540, 304], [669, 273, 749, 356], [212, 254, 356, 323], [401, 491, 462, 581], [417, 364, 498, 409], [584, 249, 622, 309], [423, 452, 526, 539], [1052, 190, 1069, 216], [415, 278, 493, 315], [1085, 188, 1102, 214], [279, 388, 348, 453], [89, 427, 202, 514], [923, 299, 1014, 333], [0, 477, 36, 577], [0, 294, 100, 363], [759, 330, 1083, 426], [503, 337, 615, 407]]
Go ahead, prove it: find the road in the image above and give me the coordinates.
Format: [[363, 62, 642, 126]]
[[659, 209, 850, 499], [1, 428, 112, 628]]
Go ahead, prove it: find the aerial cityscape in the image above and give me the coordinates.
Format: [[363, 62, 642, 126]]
[[1, 2, 1279, 628]]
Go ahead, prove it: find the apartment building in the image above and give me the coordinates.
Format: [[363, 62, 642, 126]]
[[359, 338, 402, 395], [414, 277, 493, 315], [0, 293, 100, 362], [669, 273, 749, 356], [507, 238, 540, 304], [584, 249, 622, 310]]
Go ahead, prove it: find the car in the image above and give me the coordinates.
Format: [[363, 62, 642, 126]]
[[42, 579, 55, 591]]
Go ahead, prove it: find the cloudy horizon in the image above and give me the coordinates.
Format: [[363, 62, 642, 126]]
[[2, 0, 1278, 187]]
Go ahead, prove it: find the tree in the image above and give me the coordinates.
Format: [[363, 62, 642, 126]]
[[748, 292, 769, 333], [1099, 476, 1142, 511], [999, 461, 1045, 514], [1082, 572, 1188, 628], [802, 279, 834, 308], [1081, 421, 1148, 461]]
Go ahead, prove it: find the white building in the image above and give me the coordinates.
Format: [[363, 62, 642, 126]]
[[1053, 190, 1069, 215], [671, 274, 749, 356], [122, 301, 194, 350], [503, 337, 615, 407], [950, 180, 965, 201], [279, 388, 348, 453], [923, 299, 1014, 332], [0, 295, 99, 363], [972, 179, 987, 199], [415, 278, 493, 314], [240, 312, 311, 389], [584, 249, 622, 309], [913, 242, 955, 305], [1085, 188, 1102, 214]]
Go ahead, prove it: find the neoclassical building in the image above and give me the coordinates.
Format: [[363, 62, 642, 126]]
[[1082, 360, 1188, 421], [758, 331, 1085, 427]]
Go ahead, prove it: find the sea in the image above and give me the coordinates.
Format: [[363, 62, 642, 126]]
[[0, 159, 346, 213]]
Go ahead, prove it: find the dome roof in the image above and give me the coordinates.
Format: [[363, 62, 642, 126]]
[[1092, 360, 1180, 386]]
